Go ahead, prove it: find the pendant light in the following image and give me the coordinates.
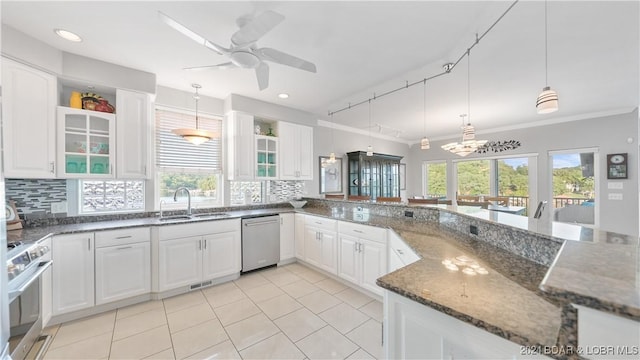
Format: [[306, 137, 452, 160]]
[[366, 99, 373, 156], [441, 49, 487, 156], [420, 80, 430, 150], [536, 0, 559, 114], [172, 84, 216, 145]]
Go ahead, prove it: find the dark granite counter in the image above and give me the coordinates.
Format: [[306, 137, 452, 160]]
[[7, 207, 293, 244], [377, 231, 562, 348], [541, 240, 640, 321]]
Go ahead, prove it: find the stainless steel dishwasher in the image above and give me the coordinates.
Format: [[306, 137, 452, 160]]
[[241, 215, 280, 272]]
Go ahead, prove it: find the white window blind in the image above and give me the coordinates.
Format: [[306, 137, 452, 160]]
[[155, 108, 223, 173]]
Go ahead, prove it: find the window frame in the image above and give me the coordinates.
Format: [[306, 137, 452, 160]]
[[421, 160, 448, 199]]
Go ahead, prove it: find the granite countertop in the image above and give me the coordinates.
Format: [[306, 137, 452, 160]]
[[7, 207, 294, 243], [540, 240, 640, 321], [377, 230, 562, 348]]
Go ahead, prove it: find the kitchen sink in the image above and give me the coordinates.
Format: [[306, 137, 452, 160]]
[[158, 215, 192, 221], [191, 212, 230, 219]]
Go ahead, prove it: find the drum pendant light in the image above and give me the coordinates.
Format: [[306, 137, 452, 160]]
[[172, 84, 216, 145], [536, 0, 559, 114]]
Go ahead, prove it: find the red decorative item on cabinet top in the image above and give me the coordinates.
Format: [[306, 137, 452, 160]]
[[94, 99, 115, 113]]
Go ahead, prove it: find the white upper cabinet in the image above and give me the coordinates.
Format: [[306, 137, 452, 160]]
[[116, 89, 151, 179], [226, 111, 255, 180], [279, 122, 313, 180], [2, 58, 57, 178], [56, 107, 116, 178]]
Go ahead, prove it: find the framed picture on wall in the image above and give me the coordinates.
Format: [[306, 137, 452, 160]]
[[319, 156, 343, 193], [607, 153, 628, 179]]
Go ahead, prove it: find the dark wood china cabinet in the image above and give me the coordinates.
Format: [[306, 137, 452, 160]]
[[347, 151, 403, 201]]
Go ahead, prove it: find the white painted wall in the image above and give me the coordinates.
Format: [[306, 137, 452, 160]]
[[1, 25, 63, 74], [156, 85, 224, 115], [406, 109, 639, 236]]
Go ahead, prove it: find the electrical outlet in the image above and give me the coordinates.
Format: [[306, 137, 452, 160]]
[[51, 201, 68, 214], [404, 211, 414, 218], [470, 224, 479, 235], [608, 193, 623, 201]]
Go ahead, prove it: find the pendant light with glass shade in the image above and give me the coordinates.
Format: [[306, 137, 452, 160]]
[[536, 0, 559, 114], [172, 84, 217, 145], [420, 79, 430, 150], [441, 49, 487, 156], [366, 99, 373, 156]]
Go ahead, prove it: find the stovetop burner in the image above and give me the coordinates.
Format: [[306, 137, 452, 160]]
[[7, 241, 23, 249]]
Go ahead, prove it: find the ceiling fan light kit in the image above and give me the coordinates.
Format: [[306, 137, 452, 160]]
[[159, 10, 317, 91], [172, 84, 217, 145]]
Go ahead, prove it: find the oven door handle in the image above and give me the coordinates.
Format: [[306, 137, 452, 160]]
[[8, 260, 52, 300]]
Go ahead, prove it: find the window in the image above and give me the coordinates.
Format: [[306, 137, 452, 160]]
[[496, 158, 529, 208], [156, 107, 223, 209], [550, 150, 597, 226], [80, 180, 144, 213], [423, 161, 447, 198], [456, 159, 491, 196]]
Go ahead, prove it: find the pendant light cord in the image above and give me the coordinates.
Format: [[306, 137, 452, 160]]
[[368, 99, 372, 143], [193, 84, 201, 130], [423, 80, 427, 136], [544, 0, 549, 86], [467, 48, 471, 124]]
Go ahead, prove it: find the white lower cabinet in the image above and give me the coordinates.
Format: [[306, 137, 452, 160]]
[[40, 237, 53, 327], [52, 233, 95, 316], [388, 230, 420, 272], [95, 227, 151, 305], [95, 242, 150, 305], [156, 219, 241, 292], [279, 213, 295, 262], [385, 291, 550, 359], [158, 236, 203, 291], [338, 222, 387, 296], [294, 213, 305, 259], [575, 305, 640, 360], [304, 215, 338, 274]]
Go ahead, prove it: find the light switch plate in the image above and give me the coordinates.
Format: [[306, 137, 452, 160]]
[[608, 182, 624, 190], [608, 193, 623, 201], [51, 201, 68, 213]]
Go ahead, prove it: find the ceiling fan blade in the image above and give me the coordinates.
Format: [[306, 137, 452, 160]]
[[158, 11, 229, 55], [183, 62, 235, 71], [258, 48, 317, 73], [255, 62, 269, 90], [231, 10, 285, 46]]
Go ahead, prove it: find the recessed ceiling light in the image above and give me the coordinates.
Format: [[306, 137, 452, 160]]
[[278, 93, 289, 99], [54, 29, 82, 42]]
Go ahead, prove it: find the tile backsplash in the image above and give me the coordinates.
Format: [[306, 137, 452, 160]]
[[5, 178, 68, 217]]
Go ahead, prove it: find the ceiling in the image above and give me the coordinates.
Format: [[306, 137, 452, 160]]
[[2, 1, 638, 143]]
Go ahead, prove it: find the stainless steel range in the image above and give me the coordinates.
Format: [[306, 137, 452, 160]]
[[6, 240, 52, 360]]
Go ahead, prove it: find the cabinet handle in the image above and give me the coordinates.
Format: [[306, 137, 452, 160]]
[[280, 217, 283, 225], [354, 242, 358, 252], [116, 246, 132, 250], [358, 243, 363, 252], [397, 249, 404, 255], [115, 235, 132, 239], [143, 165, 147, 176], [110, 165, 113, 174], [315, 221, 322, 225], [353, 229, 364, 234], [204, 239, 207, 250], [198, 240, 202, 250], [50, 161, 55, 174], [88, 238, 91, 251]]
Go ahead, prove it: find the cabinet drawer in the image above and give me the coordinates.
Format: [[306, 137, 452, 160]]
[[339, 222, 386, 243], [158, 219, 240, 240], [95, 227, 150, 248], [305, 215, 336, 232], [388, 230, 420, 265]]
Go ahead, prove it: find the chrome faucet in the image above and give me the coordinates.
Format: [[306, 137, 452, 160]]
[[159, 200, 166, 218], [173, 187, 192, 215]]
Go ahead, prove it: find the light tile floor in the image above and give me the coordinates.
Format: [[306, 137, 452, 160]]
[[42, 263, 383, 360]]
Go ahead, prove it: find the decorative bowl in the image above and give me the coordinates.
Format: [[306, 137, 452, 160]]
[[289, 200, 307, 209]]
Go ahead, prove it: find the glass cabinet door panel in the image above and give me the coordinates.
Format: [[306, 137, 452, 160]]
[[257, 138, 267, 151], [65, 154, 85, 174], [90, 156, 109, 174], [267, 166, 276, 177], [267, 153, 276, 165], [89, 115, 110, 135], [267, 139, 276, 151], [257, 152, 267, 164], [65, 114, 87, 132]]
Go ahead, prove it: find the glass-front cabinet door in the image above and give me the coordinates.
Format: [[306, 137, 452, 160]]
[[57, 107, 116, 178], [255, 135, 278, 179], [347, 151, 402, 200]]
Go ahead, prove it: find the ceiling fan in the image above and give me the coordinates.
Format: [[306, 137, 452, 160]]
[[159, 10, 317, 90]]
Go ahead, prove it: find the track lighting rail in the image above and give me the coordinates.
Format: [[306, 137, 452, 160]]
[[327, 0, 520, 117]]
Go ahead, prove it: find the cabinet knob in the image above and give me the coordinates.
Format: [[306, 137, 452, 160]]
[[50, 162, 55, 173]]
